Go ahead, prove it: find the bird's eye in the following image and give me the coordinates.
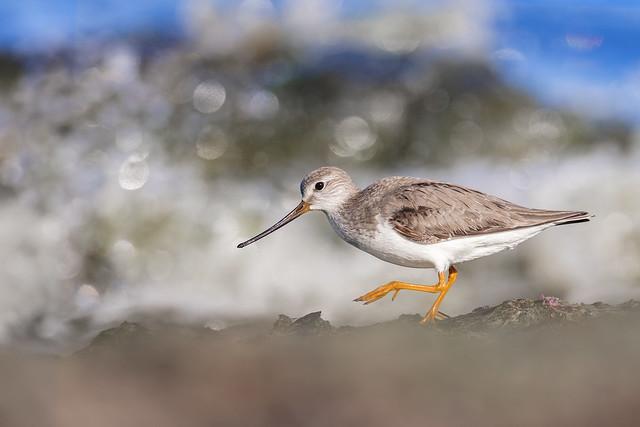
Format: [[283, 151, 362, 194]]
[[315, 182, 325, 191]]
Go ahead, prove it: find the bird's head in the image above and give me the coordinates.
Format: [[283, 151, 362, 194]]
[[300, 166, 358, 213], [237, 166, 358, 248]]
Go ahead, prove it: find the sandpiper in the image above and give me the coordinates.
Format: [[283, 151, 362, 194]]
[[237, 167, 591, 324]]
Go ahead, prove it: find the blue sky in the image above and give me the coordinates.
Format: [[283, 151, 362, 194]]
[[0, 0, 638, 122], [0, 0, 183, 50], [493, 1, 640, 121]]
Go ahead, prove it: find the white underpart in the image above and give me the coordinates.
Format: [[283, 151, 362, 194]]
[[350, 215, 554, 272]]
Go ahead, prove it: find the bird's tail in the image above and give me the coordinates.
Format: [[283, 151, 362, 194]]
[[512, 207, 593, 227], [551, 211, 593, 226]]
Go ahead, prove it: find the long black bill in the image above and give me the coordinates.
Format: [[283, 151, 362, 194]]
[[237, 201, 310, 248]]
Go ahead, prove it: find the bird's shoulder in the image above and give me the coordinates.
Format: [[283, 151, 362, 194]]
[[344, 177, 425, 212]]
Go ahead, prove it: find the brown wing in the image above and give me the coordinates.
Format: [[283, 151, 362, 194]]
[[383, 181, 589, 244]]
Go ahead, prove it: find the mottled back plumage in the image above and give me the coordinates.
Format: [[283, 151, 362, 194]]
[[338, 177, 589, 245]]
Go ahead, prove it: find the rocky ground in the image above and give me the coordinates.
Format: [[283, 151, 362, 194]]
[[1, 298, 640, 427]]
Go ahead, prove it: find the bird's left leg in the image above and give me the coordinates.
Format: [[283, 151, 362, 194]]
[[420, 266, 458, 324]]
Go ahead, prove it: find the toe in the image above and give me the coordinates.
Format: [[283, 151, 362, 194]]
[[420, 310, 438, 325], [357, 292, 383, 304], [354, 285, 392, 305]]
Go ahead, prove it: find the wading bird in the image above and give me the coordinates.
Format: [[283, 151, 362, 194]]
[[237, 167, 591, 324]]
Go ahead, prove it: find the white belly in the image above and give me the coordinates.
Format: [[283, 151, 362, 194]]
[[343, 217, 552, 272]]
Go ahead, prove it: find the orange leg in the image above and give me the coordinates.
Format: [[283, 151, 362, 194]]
[[420, 266, 458, 325], [354, 272, 446, 305], [354, 266, 458, 324]]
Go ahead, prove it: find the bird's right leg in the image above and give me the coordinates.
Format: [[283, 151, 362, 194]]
[[420, 266, 458, 324]]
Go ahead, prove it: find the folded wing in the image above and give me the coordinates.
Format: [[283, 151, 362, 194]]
[[383, 181, 590, 244]]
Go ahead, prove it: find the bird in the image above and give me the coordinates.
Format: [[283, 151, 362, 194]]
[[237, 167, 591, 324]]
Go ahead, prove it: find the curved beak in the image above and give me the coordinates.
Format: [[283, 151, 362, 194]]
[[237, 201, 311, 248]]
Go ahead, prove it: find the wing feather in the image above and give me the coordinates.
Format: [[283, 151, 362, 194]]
[[382, 181, 587, 244]]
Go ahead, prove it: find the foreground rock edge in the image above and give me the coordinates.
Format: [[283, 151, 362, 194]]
[[84, 298, 640, 350]]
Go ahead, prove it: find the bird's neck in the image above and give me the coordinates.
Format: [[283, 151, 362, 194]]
[[323, 189, 360, 225], [322, 187, 359, 217]]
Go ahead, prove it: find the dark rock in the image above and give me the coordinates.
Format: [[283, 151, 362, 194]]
[[82, 299, 640, 348], [89, 321, 154, 346], [619, 299, 640, 310], [272, 311, 333, 336], [437, 298, 639, 333], [79, 320, 219, 356], [272, 314, 294, 331], [397, 313, 422, 323]]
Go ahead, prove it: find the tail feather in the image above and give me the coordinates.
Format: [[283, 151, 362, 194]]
[[512, 207, 593, 227], [552, 211, 593, 226]]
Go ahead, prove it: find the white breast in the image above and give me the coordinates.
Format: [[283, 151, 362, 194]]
[[335, 214, 552, 272]]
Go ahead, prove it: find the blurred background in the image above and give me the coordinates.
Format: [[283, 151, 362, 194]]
[[0, 0, 639, 351]]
